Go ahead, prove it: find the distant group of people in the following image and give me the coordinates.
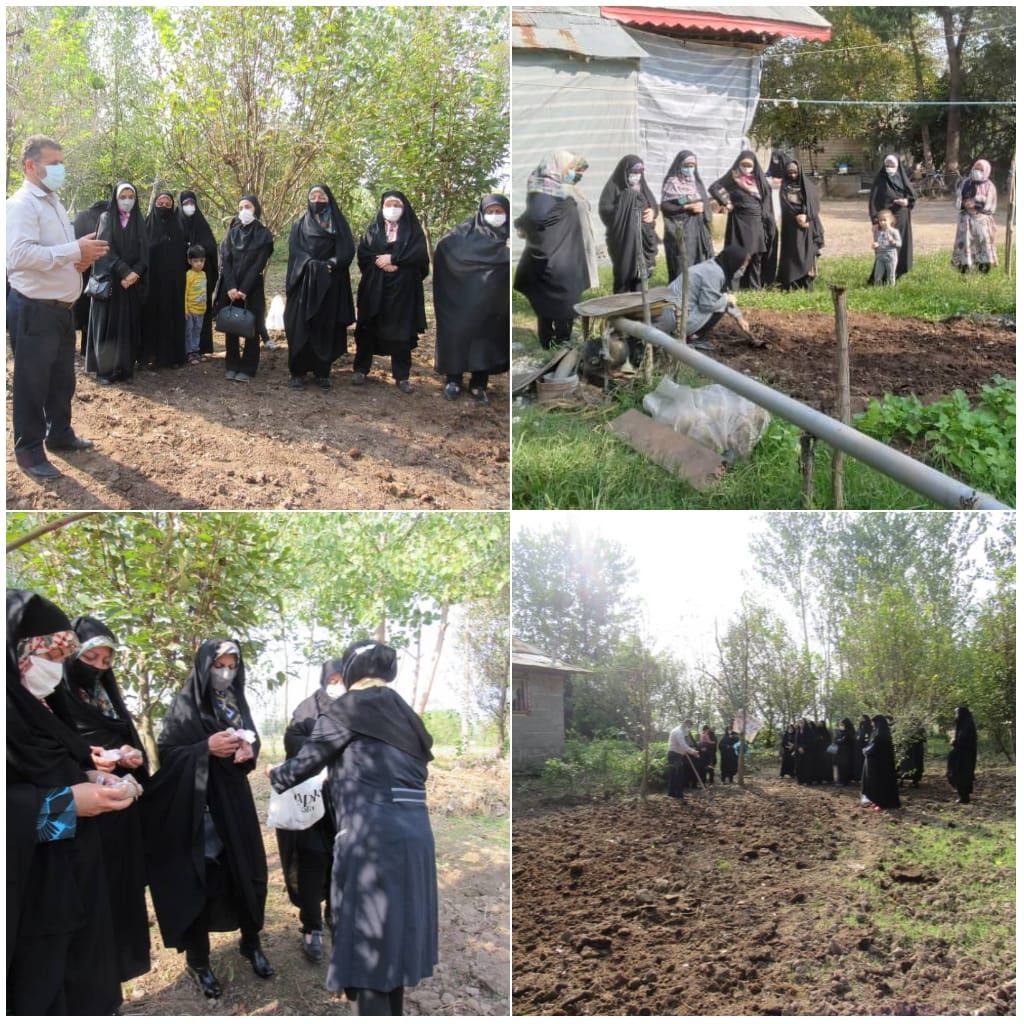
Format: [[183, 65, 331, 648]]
[[666, 719, 746, 796], [8, 587, 438, 1015], [515, 145, 1001, 352], [779, 707, 978, 810], [7, 134, 509, 480]]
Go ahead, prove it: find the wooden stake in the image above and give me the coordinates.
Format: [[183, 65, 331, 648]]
[[1004, 154, 1016, 276], [799, 433, 816, 508], [831, 285, 851, 509]]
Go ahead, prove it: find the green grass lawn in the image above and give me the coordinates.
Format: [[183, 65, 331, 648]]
[[513, 252, 1015, 510]]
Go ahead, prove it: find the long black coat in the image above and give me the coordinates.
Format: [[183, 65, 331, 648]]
[[177, 190, 219, 353], [598, 155, 659, 293], [862, 718, 901, 809], [141, 198, 187, 367], [275, 660, 344, 915], [834, 720, 857, 785], [946, 705, 977, 799], [7, 591, 123, 1015], [285, 185, 355, 367], [868, 161, 916, 278], [795, 721, 815, 784], [214, 201, 274, 336], [709, 151, 778, 290], [433, 195, 510, 376], [514, 191, 589, 320], [73, 199, 109, 346], [141, 640, 268, 950], [57, 615, 150, 982], [779, 728, 797, 778], [355, 190, 429, 354], [777, 162, 824, 289]]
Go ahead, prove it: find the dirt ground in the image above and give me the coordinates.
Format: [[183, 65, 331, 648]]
[[512, 765, 1015, 1016], [6, 330, 510, 511], [691, 309, 1015, 414], [123, 759, 510, 1015]]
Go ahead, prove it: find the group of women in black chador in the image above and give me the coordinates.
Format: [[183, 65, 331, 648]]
[[72, 184, 509, 401], [779, 707, 978, 811], [7, 587, 439, 1017]]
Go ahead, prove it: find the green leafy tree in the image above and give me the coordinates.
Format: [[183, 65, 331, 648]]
[[459, 585, 511, 756]]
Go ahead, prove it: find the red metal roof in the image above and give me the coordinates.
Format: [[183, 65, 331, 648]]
[[600, 7, 832, 43]]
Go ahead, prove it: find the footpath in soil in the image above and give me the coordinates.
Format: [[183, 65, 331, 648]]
[[123, 760, 510, 1015], [5, 337, 509, 510], [513, 767, 1015, 1016], [705, 311, 1014, 415]]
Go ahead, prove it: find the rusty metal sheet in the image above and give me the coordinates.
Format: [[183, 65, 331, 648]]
[[511, 346, 576, 395], [607, 408, 726, 491], [575, 286, 678, 319]]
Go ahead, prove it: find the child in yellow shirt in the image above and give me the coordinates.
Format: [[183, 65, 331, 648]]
[[184, 245, 208, 364]]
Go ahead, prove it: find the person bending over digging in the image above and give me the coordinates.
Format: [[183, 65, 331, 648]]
[[656, 245, 753, 352]]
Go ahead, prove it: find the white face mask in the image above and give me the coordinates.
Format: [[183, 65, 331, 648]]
[[22, 656, 66, 699], [971, 170, 985, 182], [483, 213, 507, 228], [209, 665, 237, 691], [182, 203, 196, 216], [117, 198, 135, 213], [382, 206, 403, 223], [627, 173, 642, 187], [885, 165, 898, 176], [237, 208, 255, 225], [325, 682, 345, 700]]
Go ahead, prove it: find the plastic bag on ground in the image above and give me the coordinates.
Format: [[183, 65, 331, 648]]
[[642, 379, 770, 456], [266, 770, 327, 831]]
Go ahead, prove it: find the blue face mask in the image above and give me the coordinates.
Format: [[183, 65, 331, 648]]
[[39, 162, 66, 192], [564, 170, 577, 185], [680, 166, 696, 177]]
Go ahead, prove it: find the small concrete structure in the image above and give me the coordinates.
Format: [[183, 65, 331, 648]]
[[511, 639, 591, 767]]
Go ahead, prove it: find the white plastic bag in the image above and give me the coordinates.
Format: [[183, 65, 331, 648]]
[[267, 771, 327, 831], [642, 379, 770, 456]]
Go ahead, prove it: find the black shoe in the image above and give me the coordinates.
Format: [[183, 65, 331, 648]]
[[47, 436, 93, 453], [351, 371, 367, 385], [289, 375, 306, 389], [396, 379, 413, 394], [302, 930, 324, 964], [97, 375, 115, 385], [240, 944, 275, 978], [443, 381, 460, 401], [19, 459, 62, 480], [316, 377, 331, 391], [469, 386, 490, 405], [186, 964, 222, 999]]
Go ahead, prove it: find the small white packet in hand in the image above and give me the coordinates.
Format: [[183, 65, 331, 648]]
[[228, 727, 257, 744], [101, 749, 124, 762]]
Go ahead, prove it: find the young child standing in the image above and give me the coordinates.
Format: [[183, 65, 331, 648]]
[[871, 210, 902, 286], [184, 245, 208, 364]]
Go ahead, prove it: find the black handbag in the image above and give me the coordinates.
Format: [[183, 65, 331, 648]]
[[215, 300, 257, 339], [84, 275, 112, 301]]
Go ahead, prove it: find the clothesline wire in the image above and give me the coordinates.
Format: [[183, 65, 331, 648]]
[[762, 23, 1016, 60], [760, 98, 1015, 107]]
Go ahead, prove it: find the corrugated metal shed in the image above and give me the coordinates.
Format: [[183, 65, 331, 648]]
[[512, 7, 646, 59], [511, 639, 593, 673], [601, 5, 832, 43]]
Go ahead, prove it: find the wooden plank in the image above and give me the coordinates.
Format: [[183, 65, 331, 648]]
[[606, 409, 725, 491]]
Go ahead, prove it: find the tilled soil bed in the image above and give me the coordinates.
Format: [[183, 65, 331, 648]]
[[696, 311, 1014, 415], [512, 766, 1015, 1016], [6, 336, 509, 510]]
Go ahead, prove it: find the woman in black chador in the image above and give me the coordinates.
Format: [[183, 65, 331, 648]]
[[709, 150, 778, 290], [285, 184, 356, 391], [433, 194, 511, 404], [794, 718, 815, 784], [719, 729, 739, 783], [833, 718, 857, 786], [177, 190, 219, 355], [599, 154, 659, 294], [7, 590, 131, 1016], [270, 640, 439, 1016], [776, 158, 824, 290], [861, 715, 901, 810], [74, 197, 110, 354], [353, 190, 430, 393], [141, 190, 187, 369], [946, 704, 977, 804], [855, 714, 872, 779], [58, 615, 151, 983], [660, 149, 714, 281], [867, 155, 916, 279], [214, 195, 274, 381], [815, 721, 834, 784], [779, 724, 797, 778], [86, 182, 148, 383], [141, 639, 273, 999], [274, 657, 345, 964]]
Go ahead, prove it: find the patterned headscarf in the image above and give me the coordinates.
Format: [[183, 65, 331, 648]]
[[16, 631, 79, 677], [527, 150, 587, 198]]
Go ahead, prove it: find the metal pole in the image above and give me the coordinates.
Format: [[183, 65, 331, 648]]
[[610, 317, 1011, 510]]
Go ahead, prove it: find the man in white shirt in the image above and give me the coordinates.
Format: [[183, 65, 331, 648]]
[[667, 719, 701, 797], [7, 135, 109, 478]]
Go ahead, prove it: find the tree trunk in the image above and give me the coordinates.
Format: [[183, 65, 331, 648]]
[[939, 7, 972, 174], [907, 22, 934, 168], [409, 623, 423, 713], [138, 672, 160, 771], [415, 602, 449, 715]]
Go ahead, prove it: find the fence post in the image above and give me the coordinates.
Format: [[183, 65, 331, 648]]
[[800, 433, 816, 508], [831, 286, 851, 509]]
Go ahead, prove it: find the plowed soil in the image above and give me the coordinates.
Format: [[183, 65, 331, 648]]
[[124, 759, 510, 1016], [5, 335, 510, 510], [512, 766, 1015, 1016], [678, 311, 1015, 415]]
